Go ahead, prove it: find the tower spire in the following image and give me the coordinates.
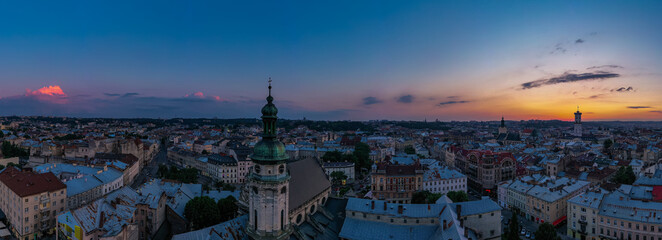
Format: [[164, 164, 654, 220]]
[[268, 77, 272, 97]]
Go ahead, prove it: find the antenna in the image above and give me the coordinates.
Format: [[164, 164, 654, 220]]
[[268, 77, 272, 96]]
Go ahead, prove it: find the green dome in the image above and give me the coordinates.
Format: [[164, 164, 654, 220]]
[[261, 100, 278, 117], [251, 139, 288, 163]]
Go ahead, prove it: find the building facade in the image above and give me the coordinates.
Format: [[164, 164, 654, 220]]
[[0, 167, 67, 240]]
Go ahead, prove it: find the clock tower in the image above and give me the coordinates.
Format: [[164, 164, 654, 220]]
[[246, 79, 293, 240]]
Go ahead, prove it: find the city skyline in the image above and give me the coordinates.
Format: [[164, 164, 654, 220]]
[[1, 1, 662, 121]]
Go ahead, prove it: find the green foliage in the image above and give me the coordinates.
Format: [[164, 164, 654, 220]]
[[0, 131, 4, 138], [53, 134, 85, 141], [534, 223, 560, 240], [603, 139, 613, 150], [201, 150, 209, 155], [321, 142, 371, 176], [446, 191, 469, 203], [1, 141, 29, 158], [507, 214, 520, 240], [217, 196, 238, 222], [612, 166, 636, 184], [404, 145, 416, 154], [353, 142, 371, 173], [330, 171, 348, 185], [411, 191, 443, 204], [0, 164, 4, 170], [158, 165, 198, 183], [184, 196, 221, 230]]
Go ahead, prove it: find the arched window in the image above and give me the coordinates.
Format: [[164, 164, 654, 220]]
[[279, 165, 285, 174], [296, 214, 302, 224], [281, 186, 287, 194], [310, 204, 316, 213]]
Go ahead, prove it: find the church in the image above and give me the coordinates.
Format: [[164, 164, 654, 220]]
[[172, 82, 345, 240], [171, 82, 502, 240]]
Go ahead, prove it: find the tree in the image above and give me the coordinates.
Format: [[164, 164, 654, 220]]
[[507, 214, 520, 240], [330, 171, 348, 185], [534, 222, 560, 240], [0, 131, 4, 138], [612, 166, 636, 185], [184, 196, 221, 230], [322, 150, 343, 162], [201, 150, 209, 155], [217, 196, 238, 221], [446, 191, 469, 203], [404, 145, 416, 154], [1, 141, 29, 158], [353, 142, 371, 172], [603, 139, 613, 151], [157, 164, 169, 178], [411, 191, 443, 204]]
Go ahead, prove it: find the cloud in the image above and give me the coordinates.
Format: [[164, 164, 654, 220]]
[[397, 95, 414, 103], [611, 86, 634, 92], [25, 86, 67, 97], [362, 96, 382, 105], [575, 39, 584, 44], [447, 96, 459, 99], [588, 94, 603, 99], [184, 91, 225, 102], [550, 45, 567, 54], [438, 100, 470, 106], [650, 111, 662, 114], [520, 71, 620, 89], [587, 65, 623, 70], [105, 92, 140, 97], [627, 106, 651, 109]]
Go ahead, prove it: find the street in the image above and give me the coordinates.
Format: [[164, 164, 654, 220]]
[[131, 143, 167, 189], [501, 209, 573, 240]]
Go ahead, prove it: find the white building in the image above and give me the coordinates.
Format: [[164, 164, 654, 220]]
[[422, 166, 467, 195]]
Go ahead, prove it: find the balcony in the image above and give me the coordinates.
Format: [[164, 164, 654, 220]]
[[40, 196, 50, 203]]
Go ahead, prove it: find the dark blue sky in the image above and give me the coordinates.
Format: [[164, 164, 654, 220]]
[[1, 1, 661, 120]]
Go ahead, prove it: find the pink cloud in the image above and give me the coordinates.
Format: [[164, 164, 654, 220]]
[[24, 85, 68, 104], [185, 91, 227, 102], [25, 85, 67, 97]]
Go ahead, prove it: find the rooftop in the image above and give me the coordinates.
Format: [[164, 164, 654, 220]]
[[0, 167, 66, 197]]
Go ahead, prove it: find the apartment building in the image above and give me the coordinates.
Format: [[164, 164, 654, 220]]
[[370, 161, 424, 203], [422, 165, 467, 195], [0, 167, 67, 240], [500, 176, 590, 225]]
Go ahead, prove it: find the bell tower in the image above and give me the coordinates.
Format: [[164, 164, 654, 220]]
[[246, 78, 292, 240], [498, 116, 507, 134], [574, 106, 582, 137]]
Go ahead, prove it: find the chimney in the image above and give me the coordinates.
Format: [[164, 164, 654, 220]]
[[384, 202, 387, 211], [99, 212, 105, 228], [371, 201, 375, 210], [443, 220, 447, 230], [456, 205, 462, 218], [428, 204, 431, 210], [464, 227, 468, 237], [398, 205, 403, 214]]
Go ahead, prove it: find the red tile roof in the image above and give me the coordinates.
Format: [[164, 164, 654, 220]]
[[0, 167, 66, 197]]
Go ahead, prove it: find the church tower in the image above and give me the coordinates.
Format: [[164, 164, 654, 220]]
[[574, 107, 582, 137], [498, 116, 507, 134], [246, 79, 293, 240]]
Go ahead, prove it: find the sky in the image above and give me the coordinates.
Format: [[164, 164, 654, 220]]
[[1, 0, 661, 121]]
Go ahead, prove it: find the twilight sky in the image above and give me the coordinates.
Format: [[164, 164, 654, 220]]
[[1, 1, 661, 121]]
